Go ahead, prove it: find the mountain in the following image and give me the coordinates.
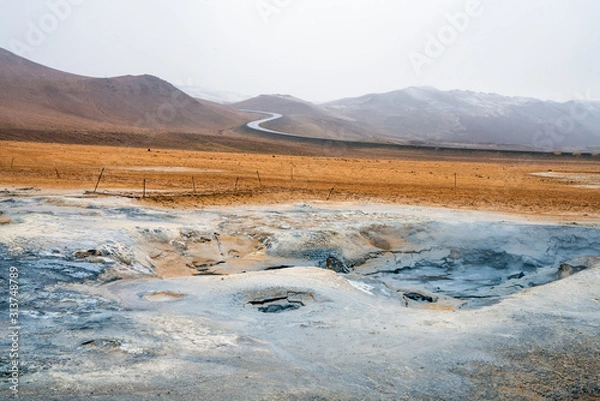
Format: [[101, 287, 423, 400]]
[[0, 48, 251, 135], [233, 94, 378, 142], [235, 89, 600, 151], [324, 87, 600, 151], [2, 46, 599, 152]]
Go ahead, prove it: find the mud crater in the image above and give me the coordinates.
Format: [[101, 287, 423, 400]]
[[243, 288, 318, 313]]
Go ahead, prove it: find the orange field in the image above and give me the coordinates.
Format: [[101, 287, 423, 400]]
[[1, 140, 599, 220]]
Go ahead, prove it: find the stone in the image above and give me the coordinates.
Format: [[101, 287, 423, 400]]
[[72, 249, 109, 259], [73, 249, 94, 258], [326, 256, 350, 274], [403, 291, 438, 303], [558, 263, 587, 279]]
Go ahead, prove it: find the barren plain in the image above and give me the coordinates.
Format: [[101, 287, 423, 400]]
[[1, 140, 600, 219]]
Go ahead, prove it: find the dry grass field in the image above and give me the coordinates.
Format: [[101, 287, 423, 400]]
[[1, 140, 599, 219]]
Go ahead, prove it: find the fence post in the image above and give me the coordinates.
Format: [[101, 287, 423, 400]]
[[93, 168, 105, 193], [327, 186, 335, 200]]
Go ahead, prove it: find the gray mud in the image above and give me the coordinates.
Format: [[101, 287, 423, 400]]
[[1, 196, 599, 400]]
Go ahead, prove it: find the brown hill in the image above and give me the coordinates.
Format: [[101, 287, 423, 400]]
[[234, 94, 379, 142], [0, 48, 251, 135]]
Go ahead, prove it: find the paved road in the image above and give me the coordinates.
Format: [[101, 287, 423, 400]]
[[240, 109, 303, 138]]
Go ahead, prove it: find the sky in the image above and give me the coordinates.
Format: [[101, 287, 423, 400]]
[[1, 0, 599, 103]]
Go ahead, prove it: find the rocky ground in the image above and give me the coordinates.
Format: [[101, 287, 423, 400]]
[[0, 193, 599, 400]]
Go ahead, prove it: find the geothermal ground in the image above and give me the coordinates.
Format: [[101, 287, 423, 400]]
[[0, 141, 599, 400]]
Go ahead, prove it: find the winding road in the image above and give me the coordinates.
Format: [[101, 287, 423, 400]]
[[240, 109, 303, 138]]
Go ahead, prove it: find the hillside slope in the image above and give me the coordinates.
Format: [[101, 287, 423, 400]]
[[0, 48, 251, 134], [324, 87, 600, 150], [235, 94, 378, 142]]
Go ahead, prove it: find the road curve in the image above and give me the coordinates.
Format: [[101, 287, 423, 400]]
[[239, 109, 304, 138]]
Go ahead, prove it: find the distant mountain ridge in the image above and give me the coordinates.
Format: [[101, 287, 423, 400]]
[[236, 88, 600, 151], [324, 87, 600, 150], [2, 47, 599, 151]]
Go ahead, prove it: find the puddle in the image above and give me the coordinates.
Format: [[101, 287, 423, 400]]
[[349, 223, 600, 308], [365, 248, 558, 308], [259, 220, 600, 308]]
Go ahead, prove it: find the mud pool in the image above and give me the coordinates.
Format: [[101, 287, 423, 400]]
[[0, 194, 599, 400]]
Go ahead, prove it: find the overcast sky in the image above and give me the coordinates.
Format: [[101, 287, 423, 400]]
[[1, 0, 599, 103]]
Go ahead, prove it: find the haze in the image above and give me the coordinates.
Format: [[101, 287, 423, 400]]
[[1, 0, 599, 103]]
